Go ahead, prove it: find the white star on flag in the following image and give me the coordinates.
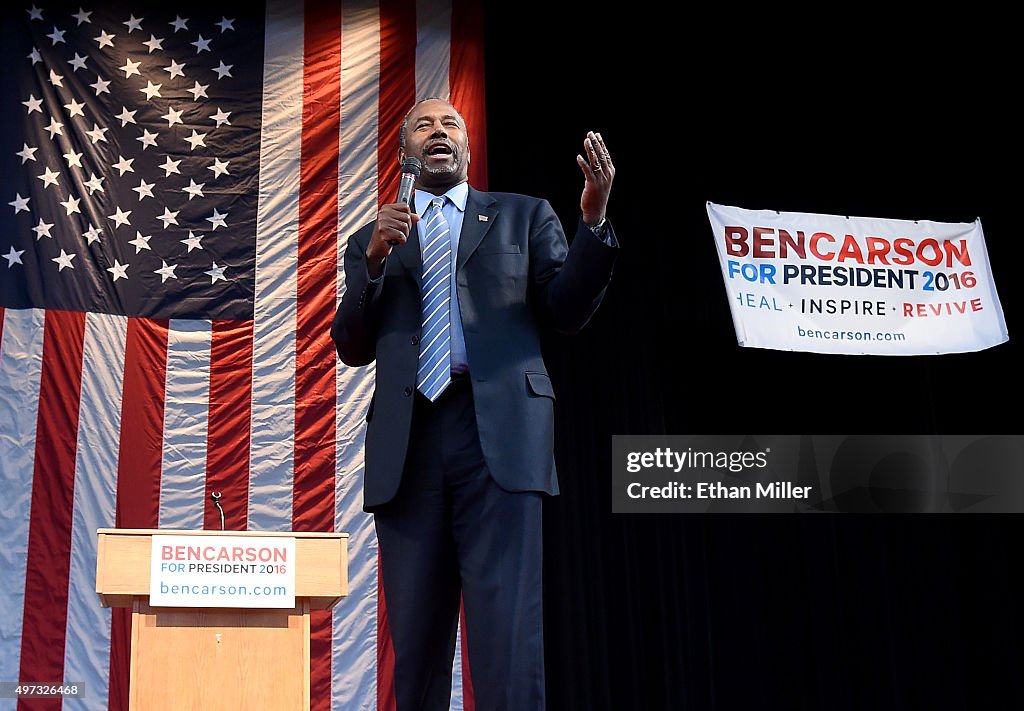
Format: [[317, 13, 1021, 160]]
[[157, 207, 180, 229], [205, 262, 227, 283], [128, 232, 152, 253], [120, 58, 142, 78], [16, 144, 37, 163], [90, 77, 111, 95], [160, 156, 181, 176], [213, 61, 233, 78], [52, 249, 76, 271], [59, 195, 82, 215], [37, 167, 60, 188], [162, 106, 184, 127], [188, 81, 209, 100], [137, 130, 159, 149], [123, 15, 144, 33], [155, 260, 178, 282], [85, 124, 109, 144], [107, 260, 129, 281], [182, 179, 205, 200], [64, 99, 86, 118], [82, 225, 102, 244], [116, 107, 137, 126], [108, 207, 132, 228], [185, 130, 208, 150], [141, 81, 163, 100], [210, 108, 231, 127], [206, 209, 228, 230], [9, 193, 30, 213], [164, 60, 186, 78], [63, 149, 84, 168], [208, 158, 230, 178], [112, 156, 135, 176], [181, 231, 203, 252], [4, 246, 25, 267], [68, 53, 88, 70], [33, 218, 54, 239], [143, 35, 164, 53], [95, 30, 115, 48], [22, 94, 43, 113], [83, 173, 105, 194], [45, 118, 64, 138], [133, 179, 155, 200]]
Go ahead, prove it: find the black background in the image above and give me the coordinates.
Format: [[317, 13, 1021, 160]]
[[483, 6, 1022, 710]]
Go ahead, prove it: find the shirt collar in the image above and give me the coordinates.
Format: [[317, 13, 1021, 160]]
[[414, 181, 468, 215]]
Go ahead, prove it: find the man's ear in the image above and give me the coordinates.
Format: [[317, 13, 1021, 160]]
[[398, 147, 406, 164]]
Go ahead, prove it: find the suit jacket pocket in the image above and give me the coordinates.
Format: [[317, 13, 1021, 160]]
[[477, 245, 522, 255], [525, 371, 555, 399]]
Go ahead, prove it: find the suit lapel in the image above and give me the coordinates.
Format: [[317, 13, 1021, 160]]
[[457, 187, 497, 271], [392, 204, 422, 288]]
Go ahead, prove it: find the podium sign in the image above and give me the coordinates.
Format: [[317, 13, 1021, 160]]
[[96, 528, 347, 711], [150, 534, 296, 608]]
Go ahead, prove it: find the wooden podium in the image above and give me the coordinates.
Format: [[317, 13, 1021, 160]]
[[95, 528, 348, 711]]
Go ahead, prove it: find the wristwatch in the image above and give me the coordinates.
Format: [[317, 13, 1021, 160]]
[[587, 217, 608, 239]]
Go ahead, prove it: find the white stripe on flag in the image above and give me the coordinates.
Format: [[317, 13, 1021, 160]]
[[250, 0, 304, 533], [62, 314, 126, 709], [159, 320, 212, 530], [0, 309, 44, 686], [416, 0, 452, 101], [333, 3, 382, 710]]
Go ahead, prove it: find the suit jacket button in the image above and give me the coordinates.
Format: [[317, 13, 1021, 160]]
[[403, 386, 413, 396], [410, 335, 419, 345]]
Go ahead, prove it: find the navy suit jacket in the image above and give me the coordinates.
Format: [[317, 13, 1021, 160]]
[[332, 186, 617, 510]]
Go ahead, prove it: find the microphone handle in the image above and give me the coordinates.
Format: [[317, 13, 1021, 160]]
[[389, 172, 417, 246]]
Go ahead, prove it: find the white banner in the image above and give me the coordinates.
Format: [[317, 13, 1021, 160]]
[[150, 534, 296, 608], [707, 202, 1009, 355]]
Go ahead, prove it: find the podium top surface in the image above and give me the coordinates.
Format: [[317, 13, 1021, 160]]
[[97, 528, 347, 539], [96, 528, 348, 609]]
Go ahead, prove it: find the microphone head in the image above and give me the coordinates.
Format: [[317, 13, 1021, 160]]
[[401, 156, 422, 176]]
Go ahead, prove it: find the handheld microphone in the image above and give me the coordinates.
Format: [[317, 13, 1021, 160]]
[[388, 157, 422, 246], [397, 156, 421, 204]]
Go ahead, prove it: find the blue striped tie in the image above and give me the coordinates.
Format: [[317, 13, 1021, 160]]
[[417, 197, 452, 401]]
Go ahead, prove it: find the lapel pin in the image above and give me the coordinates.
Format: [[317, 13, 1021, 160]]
[[478, 215, 488, 222]]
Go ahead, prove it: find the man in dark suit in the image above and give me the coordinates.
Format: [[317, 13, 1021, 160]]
[[332, 97, 617, 710]]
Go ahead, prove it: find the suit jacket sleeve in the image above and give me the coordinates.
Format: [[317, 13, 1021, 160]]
[[527, 198, 618, 334], [331, 221, 381, 367]]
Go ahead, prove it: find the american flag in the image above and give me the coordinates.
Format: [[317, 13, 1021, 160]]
[[0, 1, 487, 709]]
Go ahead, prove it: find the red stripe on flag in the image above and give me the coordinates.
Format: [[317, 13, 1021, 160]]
[[299, 5, 343, 709], [0, 308, 5, 348], [450, 0, 488, 192], [17, 310, 86, 711], [108, 317, 169, 711], [375, 3, 418, 707], [377, 0, 419, 209], [205, 321, 254, 531], [460, 599, 476, 711], [376, 557, 397, 711]]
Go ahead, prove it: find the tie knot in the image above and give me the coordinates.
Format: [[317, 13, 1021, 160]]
[[430, 197, 445, 212]]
